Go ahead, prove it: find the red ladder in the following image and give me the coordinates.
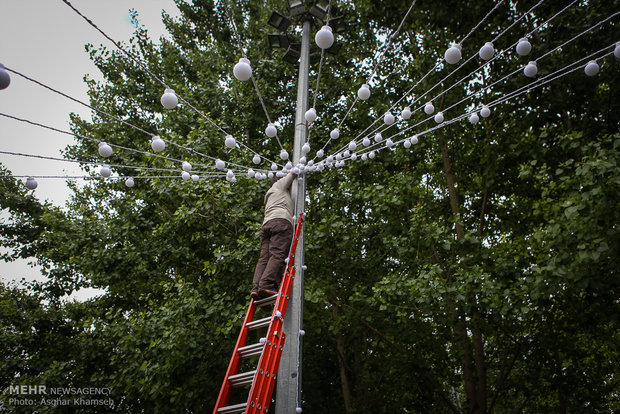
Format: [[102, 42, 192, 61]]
[[213, 212, 305, 414]]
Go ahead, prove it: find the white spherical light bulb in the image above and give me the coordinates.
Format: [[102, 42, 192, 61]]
[[424, 102, 435, 115], [444, 43, 462, 64], [524, 61, 538, 78], [160, 88, 178, 109], [280, 150, 289, 160], [330, 128, 340, 140], [191, 174, 199, 182], [296, 407, 303, 413], [351, 153, 358, 160], [224, 134, 236, 149], [125, 177, 135, 187], [434, 112, 444, 124], [226, 170, 234, 181], [326, 155, 334, 164], [369, 151, 376, 159], [302, 142, 311, 154], [335, 153, 343, 161], [615, 42, 620, 58], [469, 112, 480, 124], [182, 161, 192, 172], [305, 108, 317, 123], [584, 60, 600, 76], [151, 136, 166, 152], [403, 139, 412, 149], [25, 177, 38, 190], [215, 159, 225, 169], [384, 111, 395, 125], [315, 25, 334, 49], [268, 171, 274, 178], [285, 161, 293, 169], [479, 42, 494, 60], [247, 169, 256, 178], [233, 58, 252, 81], [252, 154, 261, 164], [410, 135, 419, 145], [516, 38, 532, 56], [100, 165, 112, 178], [292, 167, 300, 174], [401, 106, 412, 120], [300, 156, 308, 165], [385, 139, 394, 148], [348, 141, 357, 151], [181, 171, 190, 180], [362, 137, 371, 146], [0, 64, 11, 90], [357, 84, 370, 100], [271, 163, 278, 171], [265, 123, 277, 137], [480, 105, 491, 118], [98, 142, 113, 158], [374, 133, 382, 143], [361, 153, 368, 161]]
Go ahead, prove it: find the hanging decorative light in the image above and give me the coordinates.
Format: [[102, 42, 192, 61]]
[[469, 112, 480, 124], [191, 174, 199, 182], [374, 132, 382, 143], [516, 38, 532, 56], [316, 149, 324, 158], [480, 105, 491, 118], [524, 61, 538, 78], [479, 42, 494, 60], [444, 42, 462, 64], [410, 135, 419, 145], [584, 60, 600, 76], [0, 63, 11, 90], [384, 111, 395, 125], [434, 112, 444, 124], [233, 58, 252, 81], [125, 177, 135, 187], [302, 142, 311, 154], [315, 25, 334, 49], [253, 154, 261, 164], [151, 136, 166, 152], [401, 106, 412, 120], [305, 108, 317, 123], [224, 135, 236, 149], [280, 149, 289, 160], [215, 159, 226, 169], [362, 137, 371, 146], [330, 128, 340, 140], [98, 142, 113, 158], [424, 102, 435, 115], [182, 161, 192, 172], [25, 177, 38, 190], [100, 165, 112, 177], [182, 171, 191, 180], [265, 123, 277, 137], [160, 88, 178, 109], [357, 84, 370, 100]]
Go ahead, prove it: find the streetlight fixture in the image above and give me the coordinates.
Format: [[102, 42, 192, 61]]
[[268, 33, 290, 50], [268, 11, 291, 31], [282, 43, 301, 64], [287, 0, 306, 17], [309, 0, 330, 20]]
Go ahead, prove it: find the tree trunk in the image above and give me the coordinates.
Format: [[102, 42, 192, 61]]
[[332, 304, 353, 412]]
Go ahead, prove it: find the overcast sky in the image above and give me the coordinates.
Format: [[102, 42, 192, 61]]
[[0, 0, 180, 299]]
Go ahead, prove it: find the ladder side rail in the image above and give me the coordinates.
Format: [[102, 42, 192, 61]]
[[255, 326, 287, 413], [213, 301, 258, 413], [247, 321, 284, 413]]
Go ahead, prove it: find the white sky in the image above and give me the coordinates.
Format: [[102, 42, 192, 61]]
[[0, 0, 180, 300]]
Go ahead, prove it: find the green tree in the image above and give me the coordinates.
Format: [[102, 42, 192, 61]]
[[1, 0, 618, 413]]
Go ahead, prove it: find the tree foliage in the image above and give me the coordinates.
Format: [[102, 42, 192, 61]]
[[1, 0, 619, 413]]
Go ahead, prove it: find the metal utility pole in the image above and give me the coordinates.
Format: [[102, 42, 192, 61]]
[[276, 16, 311, 414]]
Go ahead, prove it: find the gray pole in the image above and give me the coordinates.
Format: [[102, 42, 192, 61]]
[[276, 16, 311, 414]]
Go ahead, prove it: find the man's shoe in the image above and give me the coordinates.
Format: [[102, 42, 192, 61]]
[[258, 289, 278, 298], [251, 291, 260, 300]]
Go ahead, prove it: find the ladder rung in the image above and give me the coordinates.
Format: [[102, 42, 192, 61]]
[[246, 317, 271, 330], [228, 370, 256, 387], [238, 342, 264, 359], [217, 402, 247, 414], [254, 294, 277, 307]]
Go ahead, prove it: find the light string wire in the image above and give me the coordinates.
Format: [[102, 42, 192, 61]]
[[59, 0, 280, 167], [2, 66, 244, 170], [322, 0, 511, 159], [306, 0, 333, 148], [326, 0, 600, 158], [313, 0, 418, 157], [1, 174, 229, 180], [220, 0, 285, 151], [0, 112, 272, 175], [339, 44, 616, 161], [0, 150, 247, 176]]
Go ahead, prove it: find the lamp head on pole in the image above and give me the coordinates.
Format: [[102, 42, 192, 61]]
[[268, 11, 291, 31]]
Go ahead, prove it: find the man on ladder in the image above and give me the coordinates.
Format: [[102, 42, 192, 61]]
[[251, 172, 297, 299]]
